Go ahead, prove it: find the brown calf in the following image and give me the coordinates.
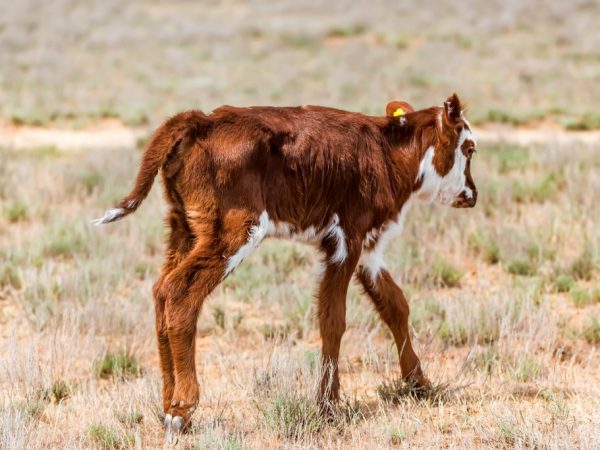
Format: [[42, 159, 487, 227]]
[[94, 93, 478, 437]]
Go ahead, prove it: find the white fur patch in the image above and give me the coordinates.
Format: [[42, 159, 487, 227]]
[[224, 211, 270, 277], [358, 200, 413, 283], [324, 214, 347, 264], [224, 211, 348, 277], [91, 208, 126, 226]]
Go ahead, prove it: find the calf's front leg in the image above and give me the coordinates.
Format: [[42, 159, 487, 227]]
[[356, 267, 430, 389]]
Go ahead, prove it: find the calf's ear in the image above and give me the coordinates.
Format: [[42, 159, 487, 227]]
[[385, 100, 414, 117], [443, 93, 462, 124]]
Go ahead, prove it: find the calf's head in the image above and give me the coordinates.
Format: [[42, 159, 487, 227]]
[[414, 93, 478, 208]]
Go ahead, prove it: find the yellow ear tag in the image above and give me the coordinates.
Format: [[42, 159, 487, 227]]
[[392, 107, 405, 117]]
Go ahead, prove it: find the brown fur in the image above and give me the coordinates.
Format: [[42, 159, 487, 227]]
[[98, 94, 476, 426]]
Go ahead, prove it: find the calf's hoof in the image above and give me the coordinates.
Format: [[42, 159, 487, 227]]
[[164, 402, 196, 444]]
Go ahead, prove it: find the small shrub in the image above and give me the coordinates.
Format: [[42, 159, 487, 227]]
[[468, 231, 501, 264], [326, 24, 367, 38], [512, 173, 561, 203], [42, 227, 88, 258], [570, 249, 594, 280], [513, 358, 542, 382], [263, 394, 321, 440], [115, 411, 144, 427], [50, 380, 71, 403], [437, 320, 468, 346], [0, 264, 21, 289], [259, 323, 291, 341], [212, 305, 226, 329], [88, 424, 133, 450], [194, 430, 244, 450], [133, 261, 155, 279], [377, 379, 447, 405], [565, 113, 600, 131], [389, 426, 416, 444], [506, 258, 536, 276], [24, 399, 46, 420], [581, 318, 600, 344], [487, 143, 531, 173], [94, 351, 141, 379], [486, 109, 524, 126], [77, 172, 103, 195], [278, 33, 317, 48], [4, 201, 28, 222], [570, 287, 591, 308], [469, 346, 501, 374], [431, 260, 463, 287], [554, 274, 575, 293], [231, 311, 244, 330]]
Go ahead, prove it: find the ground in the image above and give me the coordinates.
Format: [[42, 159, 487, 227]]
[[1, 1, 600, 449]]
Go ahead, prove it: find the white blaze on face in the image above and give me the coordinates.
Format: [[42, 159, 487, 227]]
[[415, 117, 477, 205]]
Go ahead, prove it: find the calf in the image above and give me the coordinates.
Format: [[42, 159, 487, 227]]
[[94, 93, 478, 437]]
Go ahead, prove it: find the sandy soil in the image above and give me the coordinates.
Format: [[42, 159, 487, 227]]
[[2, 121, 600, 151]]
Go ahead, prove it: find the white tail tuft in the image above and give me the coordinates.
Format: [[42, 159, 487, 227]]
[[91, 208, 126, 226]]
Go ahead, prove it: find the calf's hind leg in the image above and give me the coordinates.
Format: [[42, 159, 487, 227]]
[[152, 211, 194, 413], [317, 245, 360, 410], [161, 210, 260, 432]]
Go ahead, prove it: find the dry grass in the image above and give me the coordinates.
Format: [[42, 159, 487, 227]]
[[0, 133, 599, 449], [1, 1, 600, 448], [1, 1, 600, 128]]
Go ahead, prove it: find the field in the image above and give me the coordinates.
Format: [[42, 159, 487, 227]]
[[1, 1, 600, 449]]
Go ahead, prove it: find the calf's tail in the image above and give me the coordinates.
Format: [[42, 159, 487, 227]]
[[92, 110, 208, 225]]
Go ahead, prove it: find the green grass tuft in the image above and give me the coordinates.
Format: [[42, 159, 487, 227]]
[[93, 351, 141, 380], [326, 24, 367, 38], [487, 143, 531, 173], [377, 379, 448, 405], [565, 113, 600, 130], [431, 260, 463, 287], [569, 249, 595, 280], [468, 231, 501, 264], [4, 200, 28, 222], [554, 274, 575, 293], [506, 258, 537, 276], [263, 394, 322, 440], [512, 173, 561, 203], [581, 318, 600, 344], [88, 424, 133, 450], [570, 287, 592, 308]]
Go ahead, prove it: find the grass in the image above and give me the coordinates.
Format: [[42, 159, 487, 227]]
[[513, 357, 543, 382], [1, 2, 599, 128], [88, 424, 133, 450], [1, 6, 600, 443], [487, 143, 531, 174], [326, 24, 367, 38], [569, 249, 595, 280], [512, 173, 562, 203], [263, 394, 322, 440], [3, 201, 28, 222], [506, 258, 537, 276], [565, 113, 600, 130], [581, 318, 600, 344], [468, 231, 500, 264], [377, 379, 448, 405], [93, 351, 141, 380], [430, 260, 463, 287], [554, 274, 575, 293]]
